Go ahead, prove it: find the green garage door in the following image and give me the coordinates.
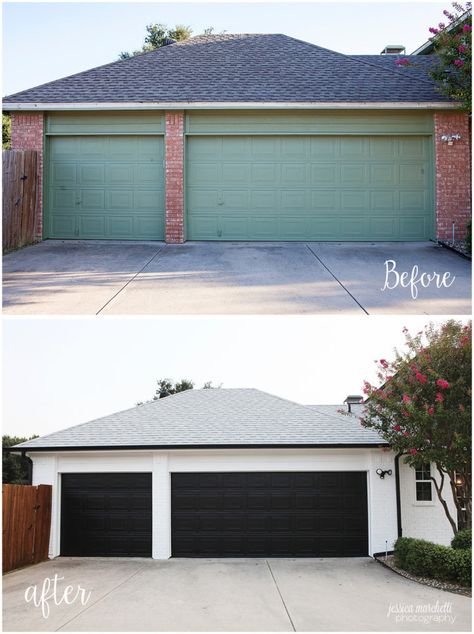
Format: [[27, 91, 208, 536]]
[[47, 136, 165, 239], [186, 136, 433, 241]]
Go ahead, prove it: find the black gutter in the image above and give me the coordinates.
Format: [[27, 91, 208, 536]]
[[394, 451, 403, 538], [6, 442, 390, 453]]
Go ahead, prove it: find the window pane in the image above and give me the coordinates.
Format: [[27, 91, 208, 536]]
[[416, 481, 432, 501], [415, 463, 431, 480]]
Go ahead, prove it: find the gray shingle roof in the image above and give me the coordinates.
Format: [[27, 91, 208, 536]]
[[3, 34, 449, 104], [13, 388, 386, 450]]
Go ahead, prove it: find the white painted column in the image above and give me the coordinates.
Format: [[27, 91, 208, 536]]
[[152, 452, 171, 559], [31, 453, 60, 558]]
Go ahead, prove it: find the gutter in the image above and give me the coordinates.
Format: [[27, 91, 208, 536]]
[[6, 442, 390, 453], [2, 101, 459, 111], [394, 451, 403, 538]]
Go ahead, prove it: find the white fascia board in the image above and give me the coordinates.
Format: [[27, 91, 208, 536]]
[[2, 101, 459, 111]]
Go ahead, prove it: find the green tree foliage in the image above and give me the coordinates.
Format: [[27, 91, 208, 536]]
[[2, 435, 38, 484], [2, 113, 11, 149], [361, 320, 472, 533], [153, 378, 195, 399], [429, 3, 472, 112], [118, 23, 193, 59]]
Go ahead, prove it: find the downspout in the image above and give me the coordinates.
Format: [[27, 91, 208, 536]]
[[21, 450, 33, 485], [394, 452, 403, 538]]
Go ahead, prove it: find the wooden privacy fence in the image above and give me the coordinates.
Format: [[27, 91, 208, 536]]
[[2, 484, 52, 573], [2, 150, 38, 252]]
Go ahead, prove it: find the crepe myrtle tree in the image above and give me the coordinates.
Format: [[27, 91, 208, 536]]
[[360, 320, 472, 534], [396, 2, 472, 112]]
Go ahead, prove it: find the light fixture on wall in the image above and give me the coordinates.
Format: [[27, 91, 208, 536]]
[[440, 134, 461, 145], [376, 468, 393, 479], [455, 474, 464, 486]]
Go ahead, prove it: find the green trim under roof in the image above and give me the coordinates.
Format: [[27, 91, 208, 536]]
[[185, 110, 435, 135], [46, 111, 165, 134]]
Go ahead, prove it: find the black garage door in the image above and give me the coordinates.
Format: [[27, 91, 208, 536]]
[[171, 472, 368, 557], [61, 473, 152, 556]]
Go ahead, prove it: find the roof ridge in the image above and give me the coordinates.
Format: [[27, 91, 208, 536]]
[[344, 52, 440, 89]]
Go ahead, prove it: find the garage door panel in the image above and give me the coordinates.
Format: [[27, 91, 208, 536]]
[[186, 135, 433, 240], [79, 216, 106, 238], [48, 136, 164, 239], [172, 472, 368, 557], [81, 190, 105, 210], [61, 473, 152, 557]]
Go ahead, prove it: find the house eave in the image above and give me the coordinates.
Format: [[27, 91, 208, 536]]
[[2, 101, 458, 111]]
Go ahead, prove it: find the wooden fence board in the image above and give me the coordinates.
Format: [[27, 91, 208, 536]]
[[2, 150, 38, 252], [2, 484, 52, 573]]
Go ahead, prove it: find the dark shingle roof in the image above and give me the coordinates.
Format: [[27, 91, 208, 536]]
[[3, 34, 450, 104], [352, 54, 439, 87], [13, 388, 386, 450]]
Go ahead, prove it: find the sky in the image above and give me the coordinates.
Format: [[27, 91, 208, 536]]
[[2, 0, 447, 96], [2, 315, 467, 438]]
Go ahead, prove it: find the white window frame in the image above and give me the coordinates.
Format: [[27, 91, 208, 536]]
[[413, 462, 434, 506]]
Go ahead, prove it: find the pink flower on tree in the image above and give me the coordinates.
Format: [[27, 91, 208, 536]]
[[395, 58, 410, 67], [458, 44, 467, 53], [459, 404, 466, 412], [409, 448, 418, 455], [436, 392, 444, 403], [463, 24, 472, 32], [392, 424, 401, 432], [415, 372, 427, 384], [436, 379, 450, 389], [402, 395, 411, 403], [454, 59, 465, 67], [379, 359, 389, 368], [427, 407, 435, 415], [403, 431, 410, 437], [429, 27, 439, 34]]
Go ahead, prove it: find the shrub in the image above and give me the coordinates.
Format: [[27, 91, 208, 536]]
[[451, 528, 472, 550], [465, 220, 472, 255], [394, 536, 472, 587]]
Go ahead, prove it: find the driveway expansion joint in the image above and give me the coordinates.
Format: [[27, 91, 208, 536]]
[[266, 560, 296, 632], [54, 563, 148, 632], [305, 243, 369, 315], [95, 246, 165, 315]]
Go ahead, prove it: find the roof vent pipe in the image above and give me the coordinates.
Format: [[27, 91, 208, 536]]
[[380, 45, 406, 55], [344, 395, 364, 414]]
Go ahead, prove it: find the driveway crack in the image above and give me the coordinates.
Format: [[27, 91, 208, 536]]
[[305, 244, 369, 315], [55, 563, 148, 631], [95, 246, 165, 315], [266, 560, 296, 632]]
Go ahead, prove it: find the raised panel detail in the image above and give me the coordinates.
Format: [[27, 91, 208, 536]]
[[47, 136, 164, 239], [186, 135, 433, 241]]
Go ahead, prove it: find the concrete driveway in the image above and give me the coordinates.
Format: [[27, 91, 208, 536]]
[[2, 240, 471, 315], [2, 557, 471, 632]]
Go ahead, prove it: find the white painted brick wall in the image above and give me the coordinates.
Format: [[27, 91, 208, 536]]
[[399, 459, 457, 546], [29, 448, 453, 559]]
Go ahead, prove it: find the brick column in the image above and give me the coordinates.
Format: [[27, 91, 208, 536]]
[[10, 112, 44, 240], [165, 112, 185, 243], [434, 112, 471, 240]]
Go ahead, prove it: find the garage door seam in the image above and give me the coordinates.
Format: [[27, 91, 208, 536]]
[[95, 246, 165, 315], [266, 560, 296, 632], [305, 244, 369, 315], [54, 563, 148, 631]]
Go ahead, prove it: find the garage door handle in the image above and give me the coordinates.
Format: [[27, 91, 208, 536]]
[[218, 201, 224, 206], [75, 200, 82, 205]]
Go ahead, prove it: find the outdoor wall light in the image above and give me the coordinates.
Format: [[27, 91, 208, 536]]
[[455, 475, 464, 486], [440, 134, 461, 145], [376, 468, 393, 479]]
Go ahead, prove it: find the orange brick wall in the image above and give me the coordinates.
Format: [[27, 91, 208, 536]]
[[165, 112, 185, 243], [10, 112, 44, 240], [434, 112, 471, 240]]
